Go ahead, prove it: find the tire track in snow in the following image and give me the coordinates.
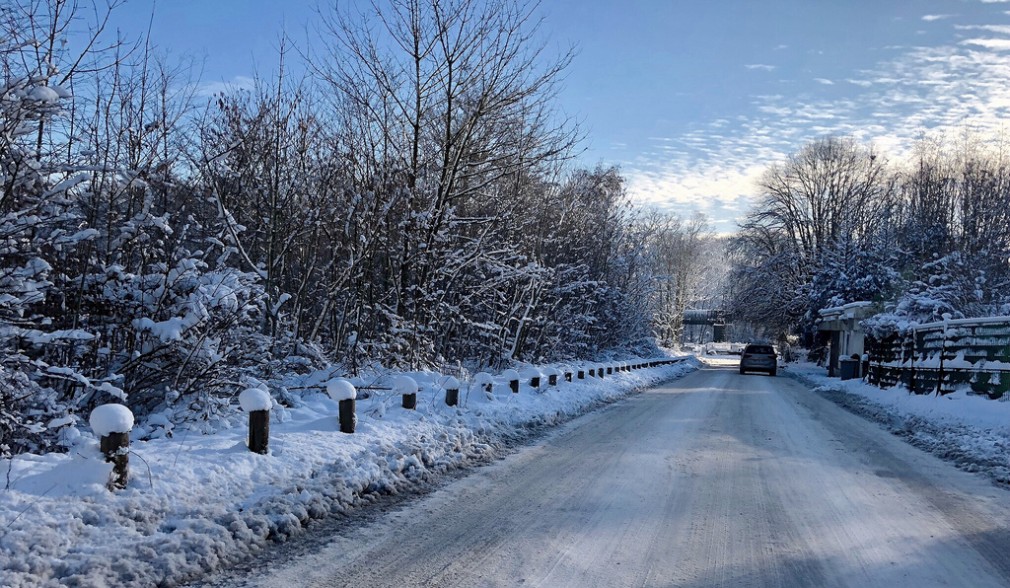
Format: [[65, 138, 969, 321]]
[[207, 362, 1010, 588]]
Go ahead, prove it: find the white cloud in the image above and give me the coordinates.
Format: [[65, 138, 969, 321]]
[[626, 163, 771, 233], [745, 64, 776, 71], [955, 24, 1010, 33], [961, 38, 1010, 50], [622, 4, 1010, 232], [922, 14, 955, 21]]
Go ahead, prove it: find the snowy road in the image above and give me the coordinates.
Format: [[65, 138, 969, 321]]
[[211, 360, 1010, 587]]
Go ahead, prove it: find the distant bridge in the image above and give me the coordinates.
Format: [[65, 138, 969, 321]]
[[683, 309, 730, 326], [683, 309, 732, 342]]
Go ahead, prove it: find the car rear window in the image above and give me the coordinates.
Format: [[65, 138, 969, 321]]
[[745, 345, 774, 355]]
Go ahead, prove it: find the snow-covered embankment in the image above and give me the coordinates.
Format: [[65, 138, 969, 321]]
[[786, 363, 1010, 485], [0, 358, 697, 587]]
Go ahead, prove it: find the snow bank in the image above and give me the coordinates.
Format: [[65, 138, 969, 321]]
[[0, 358, 697, 587], [786, 363, 1010, 485], [88, 404, 134, 437]]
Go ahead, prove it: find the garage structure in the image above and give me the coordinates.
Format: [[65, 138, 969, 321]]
[[817, 302, 877, 377]]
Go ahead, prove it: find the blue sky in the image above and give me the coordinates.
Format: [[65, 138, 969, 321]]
[[111, 0, 1010, 233]]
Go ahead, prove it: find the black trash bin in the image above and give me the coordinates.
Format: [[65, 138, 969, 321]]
[[839, 358, 860, 381]]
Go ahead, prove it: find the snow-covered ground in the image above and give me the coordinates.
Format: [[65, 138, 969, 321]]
[[0, 359, 697, 588], [785, 362, 1010, 485]]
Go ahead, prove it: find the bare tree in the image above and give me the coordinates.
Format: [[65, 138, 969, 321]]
[[310, 0, 580, 366], [731, 136, 897, 337]]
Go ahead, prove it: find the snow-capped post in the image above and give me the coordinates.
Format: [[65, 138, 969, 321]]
[[473, 372, 494, 394], [523, 367, 542, 389], [441, 376, 461, 407], [565, 370, 573, 382], [89, 404, 134, 490], [588, 367, 596, 378], [606, 365, 613, 375], [577, 369, 585, 380], [326, 379, 357, 433], [239, 388, 273, 454], [545, 367, 559, 387], [394, 375, 419, 409], [598, 365, 605, 379], [503, 369, 521, 393]]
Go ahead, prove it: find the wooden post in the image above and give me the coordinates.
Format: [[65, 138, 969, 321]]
[[548, 373, 558, 386], [393, 375, 419, 410], [473, 374, 494, 393], [510, 379, 519, 393], [339, 398, 355, 433], [90, 404, 134, 491], [588, 368, 595, 377], [530, 375, 541, 389], [606, 366, 613, 375], [100, 432, 129, 490], [248, 410, 269, 454], [325, 379, 358, 431], [578, 370, 585, 379], [565, 372, 573, 382], [445, 388, 459, 406]]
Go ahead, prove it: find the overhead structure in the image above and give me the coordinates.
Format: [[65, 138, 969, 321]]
[[683, 309, 731, 343]]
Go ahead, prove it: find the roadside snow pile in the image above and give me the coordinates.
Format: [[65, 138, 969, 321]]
[[787, 363, 1010, 485], [0, 358, 697, 587]]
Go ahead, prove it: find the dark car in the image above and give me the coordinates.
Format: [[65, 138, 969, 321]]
[[739, 344, 778, 376]]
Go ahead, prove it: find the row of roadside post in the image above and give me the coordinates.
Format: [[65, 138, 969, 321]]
[[90, 357, 686, 490]]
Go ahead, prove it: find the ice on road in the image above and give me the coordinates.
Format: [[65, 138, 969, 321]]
[[221, 362, 1010, 587]]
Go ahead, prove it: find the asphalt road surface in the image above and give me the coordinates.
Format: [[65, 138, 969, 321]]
[[218, 359, 1010, 587]]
